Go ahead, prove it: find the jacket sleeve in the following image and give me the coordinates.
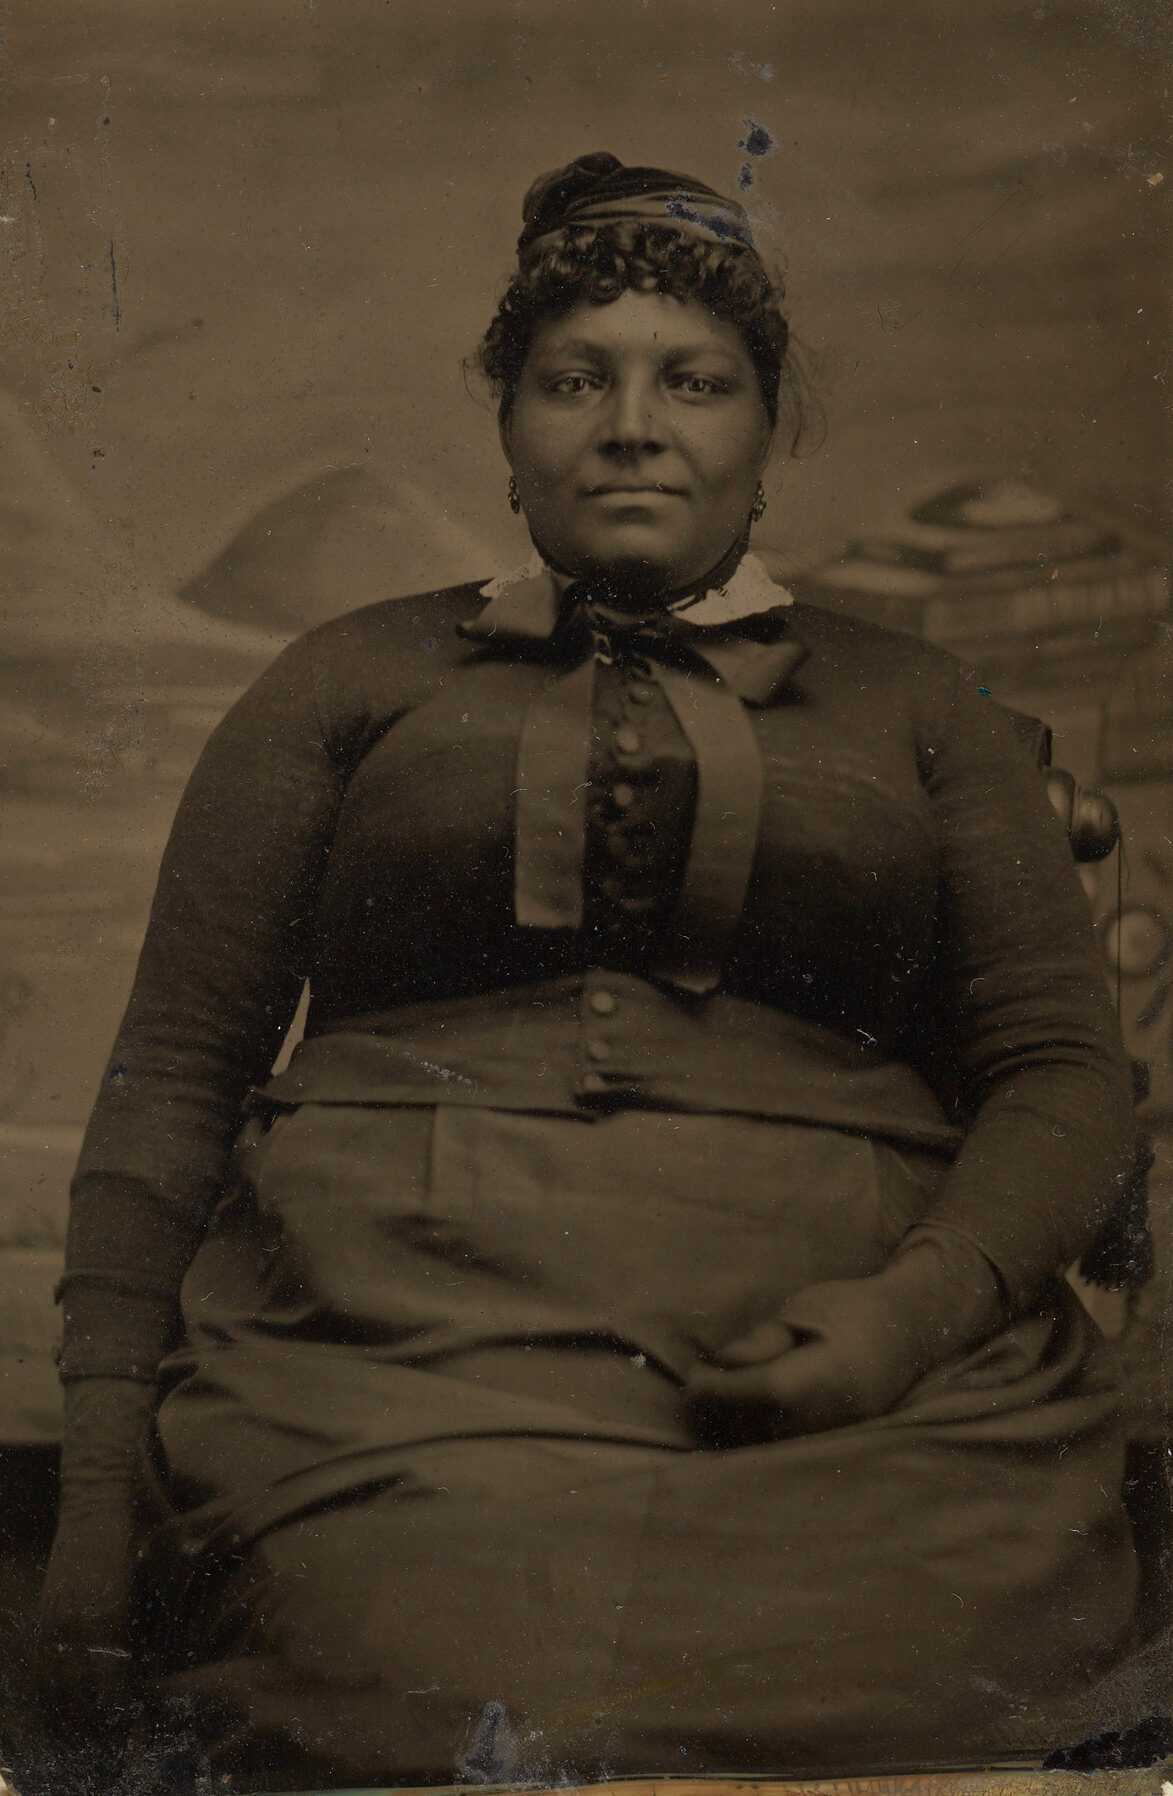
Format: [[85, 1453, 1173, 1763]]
[[59, 628, 348, 1380], [910, 654, 1137, 1310]]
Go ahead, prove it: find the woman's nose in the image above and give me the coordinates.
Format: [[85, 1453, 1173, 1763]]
[[598, 376, 667, 452]]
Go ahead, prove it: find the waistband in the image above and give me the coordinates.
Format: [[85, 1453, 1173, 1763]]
[[257, 975, 962, 1153]]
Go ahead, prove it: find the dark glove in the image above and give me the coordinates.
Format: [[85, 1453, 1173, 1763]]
[[35, 1377, 158, 1744], [687, 1227, 1007, 1443]]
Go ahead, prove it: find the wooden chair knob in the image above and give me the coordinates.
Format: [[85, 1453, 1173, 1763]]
[[1046, 769, 1121, 862]]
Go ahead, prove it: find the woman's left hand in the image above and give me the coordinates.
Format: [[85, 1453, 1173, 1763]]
[[685, 1235, 1006, 1443], [685, 1274, 925, 1441]]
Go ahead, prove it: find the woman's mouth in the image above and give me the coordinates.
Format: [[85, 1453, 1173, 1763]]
[[584, 484, 686, 498]]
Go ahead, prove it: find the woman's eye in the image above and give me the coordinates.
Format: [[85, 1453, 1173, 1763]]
[[674, 374, 727, 396], [547, 373, 600, 396]]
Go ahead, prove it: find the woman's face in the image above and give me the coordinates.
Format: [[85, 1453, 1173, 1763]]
[[503, 290, 774, 594]]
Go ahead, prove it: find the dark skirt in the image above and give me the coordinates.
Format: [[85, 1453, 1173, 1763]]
[[141, 1103, 1137, 1790]]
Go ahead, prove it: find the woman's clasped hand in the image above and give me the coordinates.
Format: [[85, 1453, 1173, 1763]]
[[687, 1232, 1007, 1442]]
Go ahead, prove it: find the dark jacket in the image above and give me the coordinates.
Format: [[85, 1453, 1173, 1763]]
[[62, 578, 1136, 1374]]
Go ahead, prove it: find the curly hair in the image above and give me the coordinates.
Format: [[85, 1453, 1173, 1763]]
[[476, 221, 810, 453]]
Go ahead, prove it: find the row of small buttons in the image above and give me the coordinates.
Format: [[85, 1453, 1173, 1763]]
[[610, 670, 656, 759], [582, 982, 620, 1086], [606, 677, 657, 876], [581, 660, 688, 954]]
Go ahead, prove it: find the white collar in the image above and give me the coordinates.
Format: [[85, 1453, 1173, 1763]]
[[480, 548, 793, 629]]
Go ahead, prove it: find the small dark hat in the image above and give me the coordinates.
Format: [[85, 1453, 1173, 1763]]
[[517, 151, 756, 258]]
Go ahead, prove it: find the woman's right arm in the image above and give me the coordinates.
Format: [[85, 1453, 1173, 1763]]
[[37, 625, 348, 1720]]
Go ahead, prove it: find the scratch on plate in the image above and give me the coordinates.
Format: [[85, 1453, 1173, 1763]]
[[109, 239, 121, 330]]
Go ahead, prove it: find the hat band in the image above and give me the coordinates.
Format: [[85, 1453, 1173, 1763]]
[[522, 188, 756, 257]]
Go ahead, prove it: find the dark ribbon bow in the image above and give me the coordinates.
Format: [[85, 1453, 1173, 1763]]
[[459, 569, 808, 995]]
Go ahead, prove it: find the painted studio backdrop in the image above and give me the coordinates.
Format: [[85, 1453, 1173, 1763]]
[[1, 0, 1170, 1444]]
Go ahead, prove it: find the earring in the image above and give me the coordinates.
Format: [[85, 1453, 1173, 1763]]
[[507, 475, 521, 515], [750, 483, 768, 523]]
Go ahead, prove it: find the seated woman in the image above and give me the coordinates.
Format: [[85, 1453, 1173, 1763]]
[[37, 153, 1139, 1791]]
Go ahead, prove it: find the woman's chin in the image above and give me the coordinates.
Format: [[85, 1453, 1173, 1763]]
[[534, 521, 719, 601], [562, 532, 696, 594]]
